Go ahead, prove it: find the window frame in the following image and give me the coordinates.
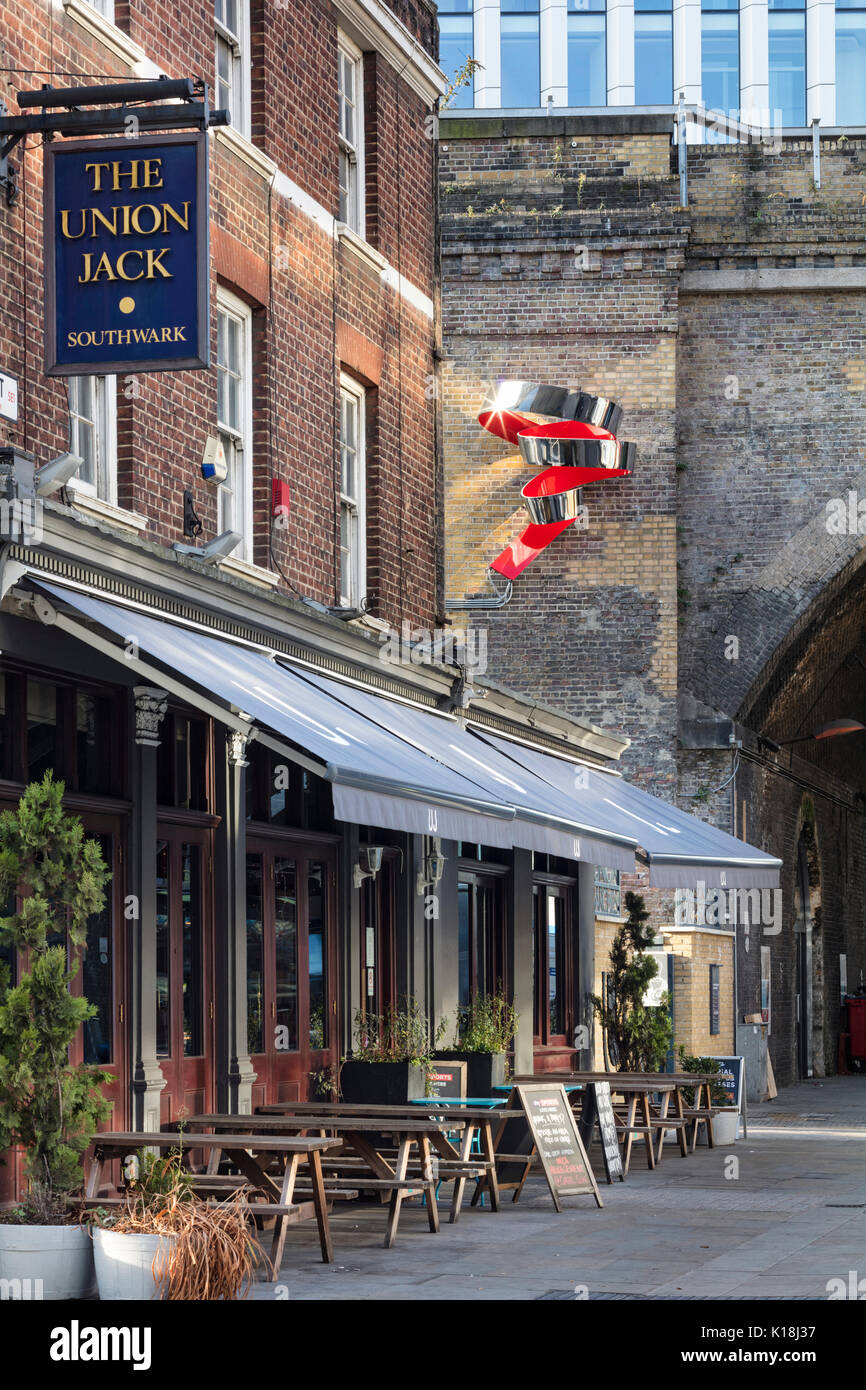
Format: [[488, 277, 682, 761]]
[[214, 0, 251, 139], [633, 0, 674, 106], [216, 287, 254, 563], [68, 374, 117, 506], [835, 2, 866, 126], [500, 0, 542, 109], [567, 0, 607, 108], [339, 373, 367, 609], [768, 0, 807, 126], [337, 32, 365, 236]]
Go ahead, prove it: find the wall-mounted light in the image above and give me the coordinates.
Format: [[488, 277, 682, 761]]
[[416, 837, 446, 896], [761, 718, 866, 753], [353, 844, 384, 889], [35, 452, 82, 497]]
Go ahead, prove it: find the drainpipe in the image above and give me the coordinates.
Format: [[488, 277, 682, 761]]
[[444, 569, 513, 610], [678, 92, 688, 208], [811, 117, 821, 190]]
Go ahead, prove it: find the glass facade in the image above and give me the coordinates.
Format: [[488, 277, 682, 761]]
[[837, 1, 866, 124], [702, 0, 740, 119], [634, 0, 673, 105], [439, 0, 475, 108], [769, 0, 806, 126], [568, 0, 606, 106], [501, 0, 540, 107]]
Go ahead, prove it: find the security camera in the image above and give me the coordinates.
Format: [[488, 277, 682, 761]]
[[172, 530, 243, 565], [35, 452, 83, 497]]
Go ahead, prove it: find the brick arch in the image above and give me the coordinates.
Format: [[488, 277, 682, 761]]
[[679, 470, 866, 728]]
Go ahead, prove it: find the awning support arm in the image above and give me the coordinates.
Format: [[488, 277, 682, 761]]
[[28, 591, 256, 740]]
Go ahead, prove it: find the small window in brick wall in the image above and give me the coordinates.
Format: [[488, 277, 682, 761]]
[[338, 34, 365, 235]]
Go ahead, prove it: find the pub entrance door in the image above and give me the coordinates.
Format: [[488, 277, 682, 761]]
[[245, 840, 338, 1106], [155, 824, 215, 1123]]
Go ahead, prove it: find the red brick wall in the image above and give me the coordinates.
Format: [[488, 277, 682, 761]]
[[0, 0, 439, 627]]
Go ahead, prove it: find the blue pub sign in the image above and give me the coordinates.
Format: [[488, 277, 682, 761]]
[[44, 132, 209, 376]]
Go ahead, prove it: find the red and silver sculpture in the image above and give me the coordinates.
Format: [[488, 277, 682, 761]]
[[479, 381, 635, 581]]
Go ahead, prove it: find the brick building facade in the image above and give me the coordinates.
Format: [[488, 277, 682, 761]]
[[440, 113, 866, 1089]]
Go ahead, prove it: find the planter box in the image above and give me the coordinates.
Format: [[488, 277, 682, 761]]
[[434, 1051, 506, 1098], [0, 1223, 96, 1300], [339, 1059, 427, 1105], [707, 1108, 740, 1144], [93, 1228, 175, 1301]]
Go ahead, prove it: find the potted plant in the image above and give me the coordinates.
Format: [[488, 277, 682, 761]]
[[0, 774, 111, 1300], [88, 1147, 262, 1300], [591, 892, 673, 1072], [678, 1049, 739, 1144], [339, 1003, 446, 1104], [436, 990, 519, 1096]]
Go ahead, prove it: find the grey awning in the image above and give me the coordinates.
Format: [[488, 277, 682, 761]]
[[290, 668, 637, 869], [475, 732, 782, 889], [31, 582, 520, 845]]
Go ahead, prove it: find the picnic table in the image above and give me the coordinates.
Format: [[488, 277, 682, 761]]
[[181, 1110, 460, 1245], [507, 1074, 713, 1173], [254, 1102, 519, 1225], [85, 1130, 340, 1277], [510, 1072, 718, 1155]]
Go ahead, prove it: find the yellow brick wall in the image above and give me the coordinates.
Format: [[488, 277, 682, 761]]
[[592, 919, 735, 1064]]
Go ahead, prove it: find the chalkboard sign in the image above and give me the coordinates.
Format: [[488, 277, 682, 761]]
[[578, 1082, 624, 1184], [426, 1061, 467, 1100], [516, 1084, 603, 1212], [707, 1056, 744, 1111]]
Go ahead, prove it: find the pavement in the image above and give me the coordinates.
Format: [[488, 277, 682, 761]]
[[248, 1076, 866, 1301]]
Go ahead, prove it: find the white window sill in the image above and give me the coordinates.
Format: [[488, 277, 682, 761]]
[[67, 487, 150, 534], [214, 125, 277, 181], [218, 554, 280, 589], [335, 222, 388, 274], [62, 0, 161, 76]]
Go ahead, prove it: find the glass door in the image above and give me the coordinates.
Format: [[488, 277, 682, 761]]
[[246, 841, 337, 1104], [155, 826, 213, 1123], [532, 880, 574, 1064]]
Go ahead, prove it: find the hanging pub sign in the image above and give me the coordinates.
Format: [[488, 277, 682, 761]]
[[44, 132, 209, 376]]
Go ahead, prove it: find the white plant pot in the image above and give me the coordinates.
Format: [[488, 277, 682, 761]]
[[0, 1223, 96, 1300], [93, 1228, 176, 1301], [710, 1108, 740, 1144]]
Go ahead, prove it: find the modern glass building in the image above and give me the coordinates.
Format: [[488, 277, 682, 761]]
[[437, 0, 866, 125]]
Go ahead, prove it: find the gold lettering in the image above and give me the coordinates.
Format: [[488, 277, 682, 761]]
[[142, 159, 164, 189], [90, 206, 119, 238], [91, 251, 117, 282], [116, 249, 145, 281], [60, 209, 86, 240], [161, 201, 190, 233], [67, 332, 78, 347], [84, 162, 110, 192], [130, 204, 162, 236], [109, 160, 141, 191], [161, 327, 172, 342], [145, 247, 172, 279], [173, 327, 187, 342], [77, 253, 93, 284]]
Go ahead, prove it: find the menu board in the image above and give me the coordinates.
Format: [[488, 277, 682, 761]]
[[706, 1056, 744, 1111], [426, 1061, 467, 1100], [578, 1082, 624, 1184], [515, 1085, 603, 1212]]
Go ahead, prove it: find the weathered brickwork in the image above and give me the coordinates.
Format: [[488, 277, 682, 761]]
[[441, 117, 866, 1087], [0, 0, 440, 628], [440, 123, 687, 801]]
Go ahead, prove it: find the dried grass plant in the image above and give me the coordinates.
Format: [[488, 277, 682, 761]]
[[89, 1148, 264, 1300]]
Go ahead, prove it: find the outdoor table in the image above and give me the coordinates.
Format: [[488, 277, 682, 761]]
[[510, 1072, 717, 1159], [506, 1076, 688, 1173], [256, 1101, 515, 1221], [181, 1111, 450, 1245], [85, 1130, 340, 1276]]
